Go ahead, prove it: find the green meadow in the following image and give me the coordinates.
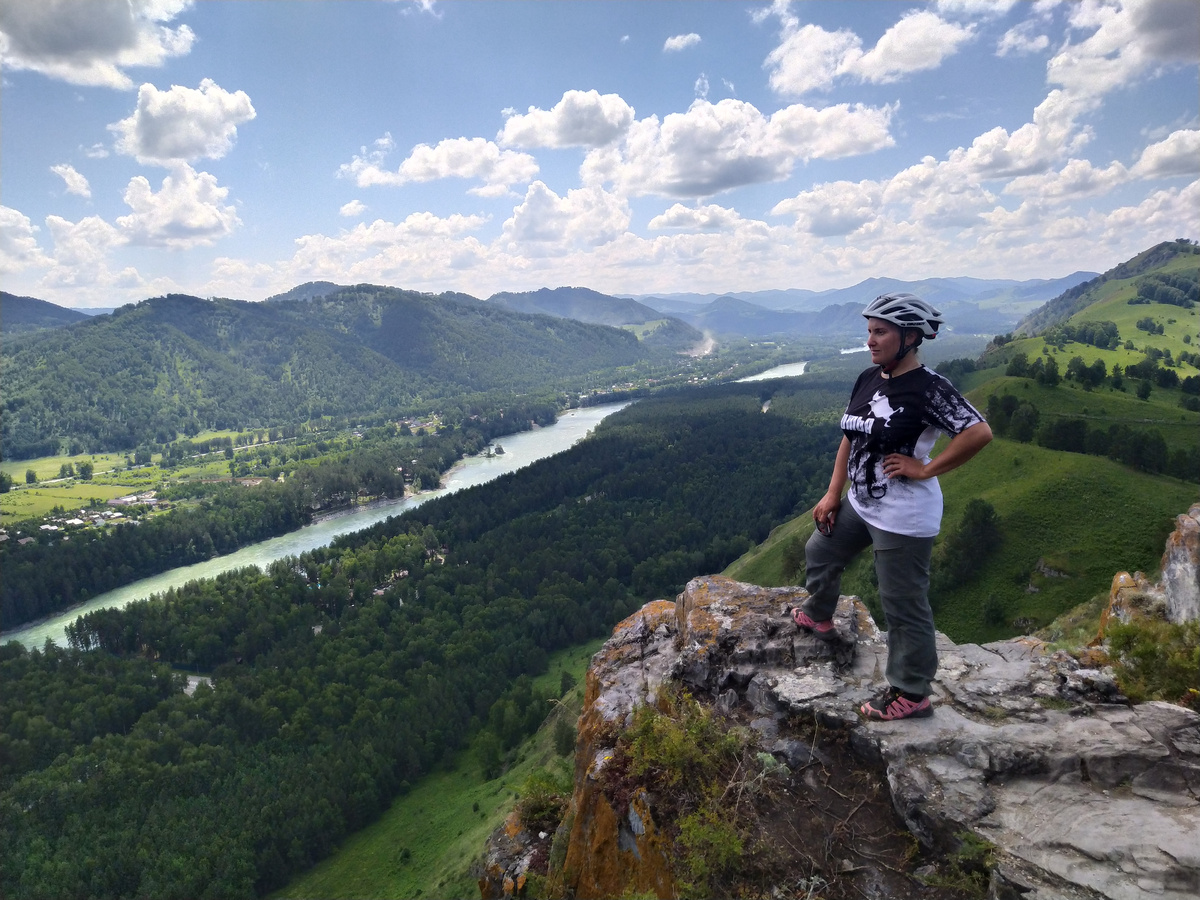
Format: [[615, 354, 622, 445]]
[[271, 639, 603, 900]]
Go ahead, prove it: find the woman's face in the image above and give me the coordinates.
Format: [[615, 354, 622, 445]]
[[866, 317, 905, 366]]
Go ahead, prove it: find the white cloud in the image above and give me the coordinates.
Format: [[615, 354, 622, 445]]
[[582, 98, 894, 200], [1130, 129, 1200, 179], [763, 9, 973, 96], [43, 214, 126, 287], [664, 33, 701, 52], [51, 163, 92, 197], [83, 143, 110, 159], [648, 203, 749, 233], [938, 89, 1091, 182], [0, 0, 194, 89], [502, 183, 629, 254], [0, 206, 53, 275], [771, 180, 883, 235], [1004, 158, 1129, 199], [276, 212, 491, 288], [340, 134, 538, 196], [1048, 0, 1200, 99], [694, 73, 709, 100], [883, 156, 999, 227], [763, 22, 861, 96], [499, 90, 634, 149], [340, 199, 367, 217], [844, 10, 976, 84], [110, 79, 256, 165], [996, 21, 1050, 57], [116, 164, 241, 247]]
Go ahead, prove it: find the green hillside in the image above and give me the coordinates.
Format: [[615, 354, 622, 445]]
[[0, 287, 659, 460], [0, 291, 90, 334], [725, 436, 1197, 645]]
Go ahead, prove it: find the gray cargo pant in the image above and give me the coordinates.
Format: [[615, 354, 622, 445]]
[[802, 500, 938, 697]]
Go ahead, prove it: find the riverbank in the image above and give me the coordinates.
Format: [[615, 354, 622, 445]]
[[2, 402, 632, 648]]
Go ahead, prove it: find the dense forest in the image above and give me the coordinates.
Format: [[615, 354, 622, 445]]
[[0, 399, 560, 630], [0, 286, 683, 460], [0, 382, 844, 899]]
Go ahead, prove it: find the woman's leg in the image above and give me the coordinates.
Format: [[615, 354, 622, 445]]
[[802, 502, 872, 621], [873, 536, 937, 696]]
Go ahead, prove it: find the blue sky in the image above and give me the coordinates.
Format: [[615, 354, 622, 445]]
[[2, 0, 1197, 309]]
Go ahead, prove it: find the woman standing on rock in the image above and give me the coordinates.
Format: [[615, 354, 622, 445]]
[[792, 293, 992, 721]]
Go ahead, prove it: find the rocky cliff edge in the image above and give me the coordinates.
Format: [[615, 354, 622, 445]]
[[483, 574, 1199, 899]]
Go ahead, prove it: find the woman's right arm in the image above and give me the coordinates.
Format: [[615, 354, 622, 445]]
[[813, 436, 850, 529]]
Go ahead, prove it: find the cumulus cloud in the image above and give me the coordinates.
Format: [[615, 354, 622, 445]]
[[43, 214, 127, 287], [0, 0, 194, 89], [502, 182, 629, 254], [1004, 158, 1129, 199], [846, 10, 976, 84], [664, 33, 701, 52], [1130, 129, 1200, 179], [340, 133, 538, 196], [51, 163, 92, 197], [763, 22, 861, 96], [582, 98, 894, 199], [863, 89, 1095, 229], [278, 211, 491, 287], [1048, 0, 1200, 99], [340, 199, 367, 217], [763, 8, 973, 96], [116, 164, 241, 247], [648, 203, 748, 232], [109, 79, 256, 165], [0, 206, 53, 275], [499, 90, 635, 149], [771, 180, 883, 236]]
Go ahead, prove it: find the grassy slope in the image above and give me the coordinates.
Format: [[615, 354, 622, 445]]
[[996, 250, 1199, 377], [970, 373, 1199, 452], [271, 638, 603, 900], [725, 436, 1198, 645]]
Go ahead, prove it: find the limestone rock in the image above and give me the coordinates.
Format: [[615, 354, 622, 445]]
[[1161, 503, 1200, 624], [1104, 504, 1200, 631], [549, 576, 1200, 900]]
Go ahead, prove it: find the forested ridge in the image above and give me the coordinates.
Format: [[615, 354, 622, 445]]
[[0, 383, 843, 899], [0, 285, 662, 460]]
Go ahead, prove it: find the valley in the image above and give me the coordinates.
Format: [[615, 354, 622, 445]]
[[0, 240, 1196, 899]]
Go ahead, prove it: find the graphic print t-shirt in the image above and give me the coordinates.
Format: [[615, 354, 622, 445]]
[[840, 365, 984, 537]]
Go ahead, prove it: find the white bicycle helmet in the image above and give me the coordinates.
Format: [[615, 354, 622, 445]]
[[861, 292, 944, 339]]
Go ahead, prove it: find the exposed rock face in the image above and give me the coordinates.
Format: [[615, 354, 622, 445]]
[[1161, 504, 1200, 624], [1105, 504, 1200, 630], [545, 577, 1200, 900]]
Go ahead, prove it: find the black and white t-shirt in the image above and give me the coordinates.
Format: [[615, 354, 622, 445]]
[[840, 365, 984, 537]]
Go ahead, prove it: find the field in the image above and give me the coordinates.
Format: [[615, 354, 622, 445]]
[[0, 430, 279, 527], [271, 638, 604, 900]]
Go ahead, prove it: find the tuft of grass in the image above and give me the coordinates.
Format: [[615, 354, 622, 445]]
[[1107, 619, 1200, 709], [921, 831, 997, 898]]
